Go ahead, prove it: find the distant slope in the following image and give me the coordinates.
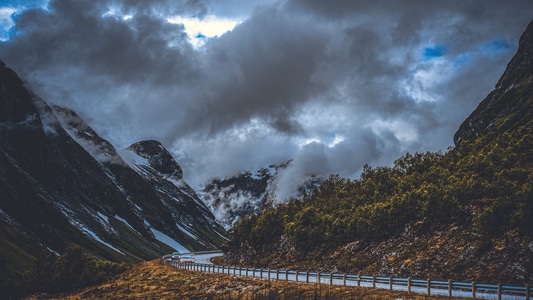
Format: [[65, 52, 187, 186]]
[[202, 162, 322, 228], [0, 59, 227, 296]]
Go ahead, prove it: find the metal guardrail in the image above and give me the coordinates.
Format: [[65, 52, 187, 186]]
[[162, 258, 531, 299]]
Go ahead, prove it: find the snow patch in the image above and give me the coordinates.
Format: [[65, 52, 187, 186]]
[[214, 230, 230, 241], [46, 247, 60, 256], [97, 211, 109, 223], [119, 148, 152, 175], [114, 215, 140, 235], [176, 223, 197, 239], [149, 228, 189, 253], [82, 227, 125, 255]]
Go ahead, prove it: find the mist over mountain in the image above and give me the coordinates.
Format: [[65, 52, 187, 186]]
[[202, 161, 322, 228], [1, 1, 531, 204], [224, 19, 533, 285]]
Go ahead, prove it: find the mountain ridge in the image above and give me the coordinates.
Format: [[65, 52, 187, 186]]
[[0, 60, 227, 297]]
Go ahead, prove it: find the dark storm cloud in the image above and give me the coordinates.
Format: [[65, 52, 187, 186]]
[[180, 6, 328, 135], [6, 0, 196, 83], [114, 0, 208, 17], [0, 0, 204, 145], [0, 0, 532, 194]]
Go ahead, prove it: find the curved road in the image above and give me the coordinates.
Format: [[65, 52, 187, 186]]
[[193, 251, 223, 264], [164, 252, 528, 300]]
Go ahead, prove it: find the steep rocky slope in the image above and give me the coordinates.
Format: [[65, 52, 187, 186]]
[[454, 20, 533, 145], [0, 59, 227, 290]]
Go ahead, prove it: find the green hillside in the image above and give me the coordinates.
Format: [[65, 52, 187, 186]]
[[224, 20, 533, 285]]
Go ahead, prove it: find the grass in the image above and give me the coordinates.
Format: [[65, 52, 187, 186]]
[[26, 260, 471, 300]]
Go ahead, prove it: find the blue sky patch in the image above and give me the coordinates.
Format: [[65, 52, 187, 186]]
[[479, 39, 513, 56], [1, 0, 48, 9], [424, 44, 446, 60]]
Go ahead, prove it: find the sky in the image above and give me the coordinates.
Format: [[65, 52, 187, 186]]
[[0, 0, 532, 200]]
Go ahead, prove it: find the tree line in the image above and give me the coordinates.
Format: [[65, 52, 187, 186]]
[[228, 125, 533, 258]]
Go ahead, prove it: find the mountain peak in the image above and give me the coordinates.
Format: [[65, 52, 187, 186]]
[[454, 20, 533, 145], [128, 140, 183, 179]]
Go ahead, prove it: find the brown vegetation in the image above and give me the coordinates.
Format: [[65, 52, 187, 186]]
[[26, 260, 470, 300]]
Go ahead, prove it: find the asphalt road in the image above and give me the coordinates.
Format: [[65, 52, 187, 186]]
[[193, 251, 223, 265]]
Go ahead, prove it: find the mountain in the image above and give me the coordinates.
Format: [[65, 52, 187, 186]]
[[454, 20, 533, 145], [224, 20, 533, 285], [0, 59, 227, 294], [202, 161, 322, 228], [203, 168, 272, 228]]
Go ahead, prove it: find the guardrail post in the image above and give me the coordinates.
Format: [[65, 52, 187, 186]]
[[389, 276, 393, 290], [427, 278, 431, 296], [372, 275, 376, 288], [260, 268, 263, 279], [343, 273, 346, 286], [306, 271, 309, 283], [448, 279, 452, 297], [357, 274, 360, 287], [472, 281, 476, 299], [407, 277, 411, 294], [276, 269, 279, 281], [268, 269, 271, 281], [497, 283, 501, 300], [286, 270, 288, 281], [526, 283, 530, 300], [317, 272, 321, 284], [330, 273, 333, 285], [296, 270, 299, 282]]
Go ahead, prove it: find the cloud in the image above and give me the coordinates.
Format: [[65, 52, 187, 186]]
[[0, 0, 532, 198], [168, 15, 241, 48], [0, 8, 16, 41]]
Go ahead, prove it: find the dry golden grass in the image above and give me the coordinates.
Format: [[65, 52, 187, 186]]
[[26, 260, 470, 300]]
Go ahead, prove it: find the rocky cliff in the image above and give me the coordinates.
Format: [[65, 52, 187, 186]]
[[454, 20, 533, 145], [0, 60, 227, 278]]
